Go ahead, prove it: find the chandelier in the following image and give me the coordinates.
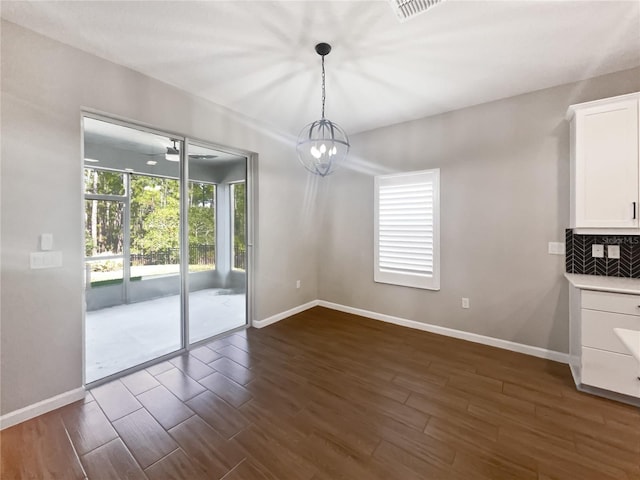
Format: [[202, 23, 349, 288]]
[[296, 43, 350, 177]]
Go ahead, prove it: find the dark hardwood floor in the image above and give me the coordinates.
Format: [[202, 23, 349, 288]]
[[2, 307, 639, 479]]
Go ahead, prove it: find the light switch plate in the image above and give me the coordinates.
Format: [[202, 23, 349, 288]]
[[548, 242, 566, 255], [592, 244, 604, 258], [30, 251, 62, 269], [607, 245, 621, 259]]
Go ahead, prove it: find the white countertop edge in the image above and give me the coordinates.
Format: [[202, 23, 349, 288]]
[[564, 273, 640, 295]]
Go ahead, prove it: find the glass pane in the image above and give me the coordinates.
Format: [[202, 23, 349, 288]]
[[84, 116, 182, 384], [189, 182, 216, 273], [84, 200, 124, 256], [129, 174, 181, 279], [188, 144, 246, 344], [84, 168, 125, 196], [232, 182, 246, 271]]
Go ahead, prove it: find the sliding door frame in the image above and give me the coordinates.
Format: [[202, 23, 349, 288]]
[[81, 110, 256, 387], [184, 137, 254, 348]]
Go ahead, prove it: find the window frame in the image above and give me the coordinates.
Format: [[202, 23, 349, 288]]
[[374, 168, 440, 291]]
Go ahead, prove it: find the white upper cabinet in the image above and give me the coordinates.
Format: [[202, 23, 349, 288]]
[[568, 93, 640, 233]]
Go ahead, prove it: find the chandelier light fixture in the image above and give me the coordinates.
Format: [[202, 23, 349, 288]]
[[296, 42, 350, 177]]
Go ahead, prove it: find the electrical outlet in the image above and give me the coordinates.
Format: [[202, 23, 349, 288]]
[[607, 245, 620, 259], [592, 244, 604, 258], [296, 280, 301, 289], [462, 297, 470, 309]]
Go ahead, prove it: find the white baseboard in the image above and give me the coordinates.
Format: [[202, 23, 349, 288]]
[[317, 300, 570, 364], [253, 300, 319, 328], [254, 299, 569, 363], [0, 387, 86, 430]]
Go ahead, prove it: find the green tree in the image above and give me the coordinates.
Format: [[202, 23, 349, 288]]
[[129, 176, 180, 255], [84, 169, 125, 256], [232, 182, 246, 269], [85, 169, 219, 270]]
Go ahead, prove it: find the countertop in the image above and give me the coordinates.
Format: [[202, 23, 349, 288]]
[[564, 273, 640, 295]]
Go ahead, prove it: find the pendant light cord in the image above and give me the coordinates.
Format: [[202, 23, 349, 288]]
[[321, 54, 326, 119]]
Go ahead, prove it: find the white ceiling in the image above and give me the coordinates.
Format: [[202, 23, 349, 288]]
[[2, 1, 639, 135]]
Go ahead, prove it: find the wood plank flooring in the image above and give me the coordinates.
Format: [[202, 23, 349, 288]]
[[2, 306, 639, 479]]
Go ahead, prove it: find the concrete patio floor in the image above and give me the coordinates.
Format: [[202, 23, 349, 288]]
[[85, 288, 245, 383]]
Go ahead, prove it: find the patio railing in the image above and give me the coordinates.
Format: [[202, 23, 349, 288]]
[[234, 247, 246, 270], [130, 244, 215, 266]]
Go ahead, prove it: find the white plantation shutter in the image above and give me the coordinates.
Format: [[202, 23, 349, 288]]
[[374, 169, 440, 290]]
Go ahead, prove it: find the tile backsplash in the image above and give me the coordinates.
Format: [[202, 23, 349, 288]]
[[565, 229, 640, 277]]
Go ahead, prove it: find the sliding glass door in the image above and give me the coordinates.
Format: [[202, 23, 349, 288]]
[[187, 143, 247, 343], [83, 116, 249, 384]]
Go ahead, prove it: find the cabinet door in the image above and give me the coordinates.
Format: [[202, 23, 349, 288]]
[[574, 99, 639, 228]]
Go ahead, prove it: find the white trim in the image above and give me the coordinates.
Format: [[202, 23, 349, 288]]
[[252, 300, 319, 329], [566, 91, 640, 121], [0, 387, 85, 430], [251, 299, 569, 363], [317, 301, 570, 364]]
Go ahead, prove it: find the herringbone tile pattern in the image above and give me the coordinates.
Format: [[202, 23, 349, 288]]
[[2, 307, 640, 479], [565, 228, 574, 273], [566, 229, 640, 278]]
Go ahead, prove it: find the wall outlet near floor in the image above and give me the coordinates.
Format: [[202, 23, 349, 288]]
[[592, 244, 604, 258], [462, 297, 470, 309], [607, 245, 620, 259], [296, 280, 301, 289]]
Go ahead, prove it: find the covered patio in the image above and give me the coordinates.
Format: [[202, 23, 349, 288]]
[[85, 288, 245, 383]]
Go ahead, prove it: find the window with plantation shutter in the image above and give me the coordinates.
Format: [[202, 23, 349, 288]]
[[374, 169, 440, 290]]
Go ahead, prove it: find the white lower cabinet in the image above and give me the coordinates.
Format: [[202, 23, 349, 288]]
[[569, 285, 640, 401], [581, 309, 640, 354], [582, 347, 640, 397]]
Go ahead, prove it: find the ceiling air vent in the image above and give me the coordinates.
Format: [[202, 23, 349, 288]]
[[389, 0, 446, 22]]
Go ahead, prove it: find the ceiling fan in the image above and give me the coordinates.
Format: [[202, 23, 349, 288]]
[[165, 140, 217, 162]]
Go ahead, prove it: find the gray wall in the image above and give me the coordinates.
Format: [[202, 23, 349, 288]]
[[3, 17, 639, 418], [0, 21, 319, 415], [318, 66, 640, 354]]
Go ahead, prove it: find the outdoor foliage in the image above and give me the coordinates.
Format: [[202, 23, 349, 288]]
[[232, 182, 246, 260], [84, 169, 125, 256], [129, 176, 181, 253], [85, 169, 217, 257], [85, 168, 246, 271]]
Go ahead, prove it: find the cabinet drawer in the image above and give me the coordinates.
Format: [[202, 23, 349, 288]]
[[582, 309, 640, 354], [582, 290, 640, 316], [582, 347, 640, 398]]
